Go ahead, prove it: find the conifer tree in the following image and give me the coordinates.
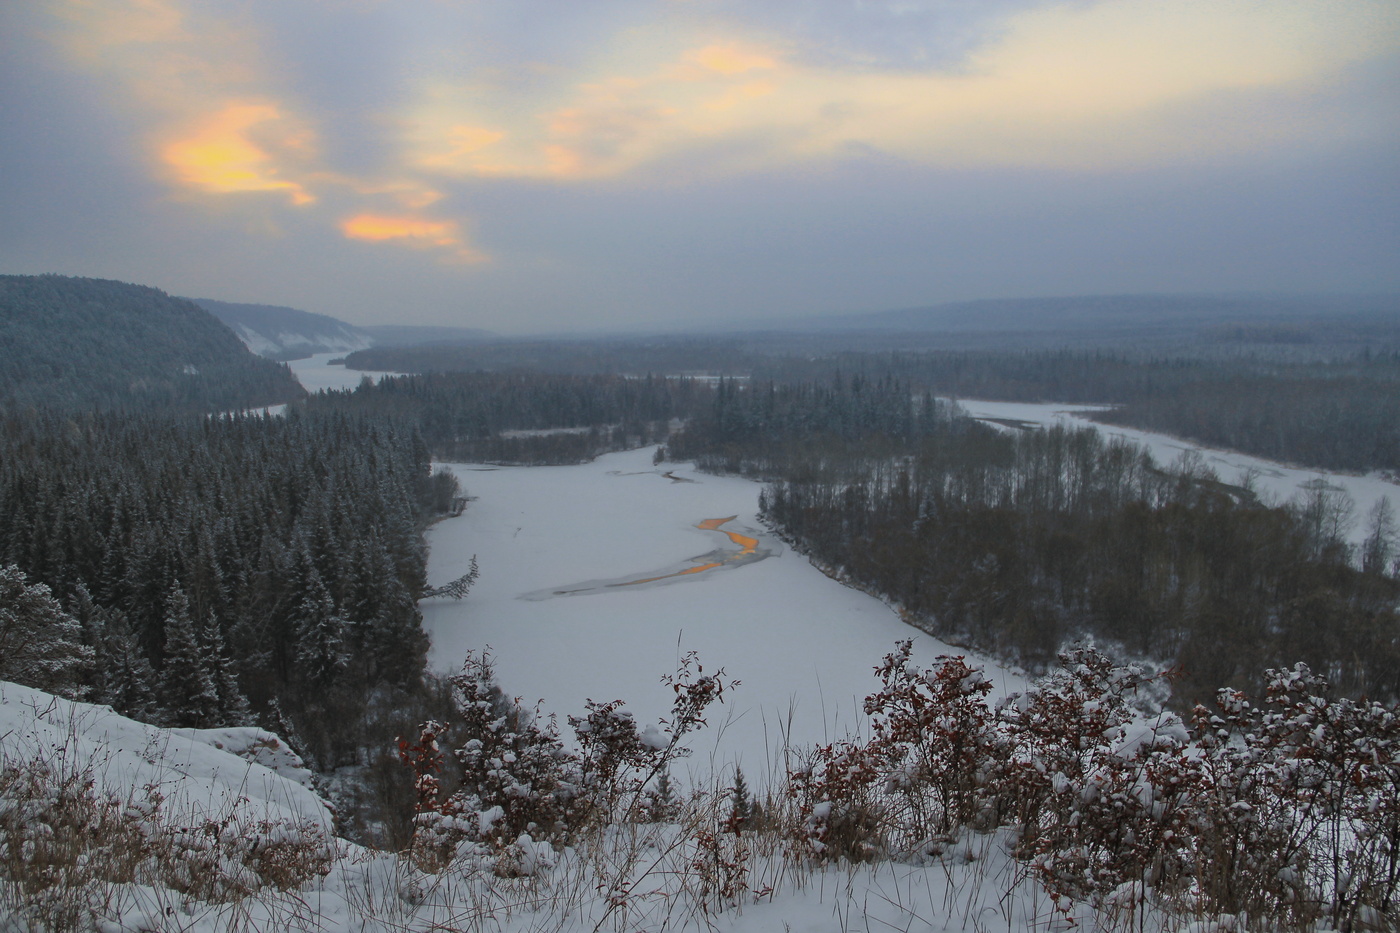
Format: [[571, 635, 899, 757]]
[[158, 585, 221, 727], [202, 612, 252, 725], [0, 563, 93, 698], [293, 568, 349, 690], [99, 610, 159, 721], [728, 765, 752, 833]]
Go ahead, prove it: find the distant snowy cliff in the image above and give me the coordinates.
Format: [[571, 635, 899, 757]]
[[191, 297, 375, 359]]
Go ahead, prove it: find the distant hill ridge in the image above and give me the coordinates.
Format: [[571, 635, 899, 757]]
[[793, 293, 1400, 334], [0, 274, 303, 412], [190, 297, 496, 359]]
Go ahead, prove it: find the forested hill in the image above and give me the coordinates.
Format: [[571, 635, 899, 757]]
[[0, 275, 304, 412]]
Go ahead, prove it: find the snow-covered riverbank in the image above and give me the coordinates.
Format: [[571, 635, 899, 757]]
[[958, 399, 1396, 548]]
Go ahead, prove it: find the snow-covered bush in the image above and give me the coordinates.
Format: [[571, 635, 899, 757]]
[[786, 642, 1400, 931], [403, 649, 734, 872], [791, 642, 1000, 861], [863, 643, 999, 842], [1188, 664, 1400, 931], [996, 647, 1194, 918], [569, 698, 667, 824], [577, 649, 733, 826], [0, 755, 335, 932]]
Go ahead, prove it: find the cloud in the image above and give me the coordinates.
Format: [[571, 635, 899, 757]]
[[160, 102, 314, 204], [684, 45, 778, 76], [406, 0, 1400, 181], [417, 125, 508, 170], [340, 213, 488, 263], [39, 0, 485, 260], [44, 0, 260, 110], [41, 0, 1400, 195], [14, 0, 1399, 324]]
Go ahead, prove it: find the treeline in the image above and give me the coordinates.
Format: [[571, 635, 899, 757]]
[[1094, 371, 1400, 471], [749, 349, 1400, 472], [668, 374, 971, 478], [346, 338, 1400, 472], [0, 407, 451, 773], [0, 275, 304, 413], [307, 372, 715, 464], [343, 337, 755, 377], [672, 377, 1400, 704]]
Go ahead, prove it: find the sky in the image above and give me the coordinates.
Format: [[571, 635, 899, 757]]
[[1, 1, 1397, 334]]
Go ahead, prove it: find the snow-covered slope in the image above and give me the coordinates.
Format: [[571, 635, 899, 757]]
[[0, 679, 330, 829], [0, 678, 1075, 932], [190, 298, 375, 358]]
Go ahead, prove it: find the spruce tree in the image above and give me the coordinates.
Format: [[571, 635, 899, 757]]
[[99, 610, 159, 721], [158, 585, 220, 727], [293, 567, 349, 690], [728, 766, 751, 833], [202, 612, 252, 725], [0, 563, 93, 698]]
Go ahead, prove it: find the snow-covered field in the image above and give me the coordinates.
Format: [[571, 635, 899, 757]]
[[421, 448, 1022, 783], [958, 399, 1397, 548]]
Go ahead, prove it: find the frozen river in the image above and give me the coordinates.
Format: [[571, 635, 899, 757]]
[[418, 448, 1018, 781], [287, 352, 398, 393]]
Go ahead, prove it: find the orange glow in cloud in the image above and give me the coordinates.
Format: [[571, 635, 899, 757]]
[[705, 80, 776, 112], [340, 213, 487, 263], [161, 103, 314, 204], [686, 45, 777, 76], [417, 125, 506, 170], [45, 0, 504, 269], [409, 42, 788, 180]]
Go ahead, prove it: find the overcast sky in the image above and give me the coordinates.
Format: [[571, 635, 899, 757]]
[[2, 1, 1397, 333]]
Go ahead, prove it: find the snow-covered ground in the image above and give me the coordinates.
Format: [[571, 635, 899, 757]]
[[421, 448, 1024, 784], [0, 680, 329, 830], [0, 677, 1076, 932], [958, 399, 1397, 548]]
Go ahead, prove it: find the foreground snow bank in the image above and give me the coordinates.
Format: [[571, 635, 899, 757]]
[[0, 680, 330, 830], [0, 680, 351, 931], [0, 678, 1079, 933]]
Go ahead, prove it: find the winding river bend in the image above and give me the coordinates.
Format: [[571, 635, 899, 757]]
[[522, 515, 772, 600]]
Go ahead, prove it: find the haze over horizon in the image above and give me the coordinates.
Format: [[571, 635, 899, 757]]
[[2, 1, 1397, 335]]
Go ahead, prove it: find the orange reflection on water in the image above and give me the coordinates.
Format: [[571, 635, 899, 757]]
[[608, 517, 756, 588], [697, 516, 759, 553]]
